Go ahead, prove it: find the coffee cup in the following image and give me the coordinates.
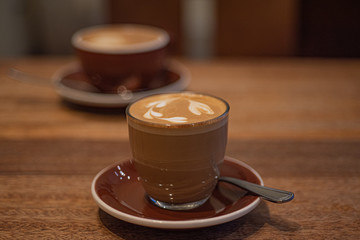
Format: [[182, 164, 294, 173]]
[[72, 24, 170, 93], [126, 92, 229, 210]]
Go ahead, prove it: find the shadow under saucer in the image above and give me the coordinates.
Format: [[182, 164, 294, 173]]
[[98, 200, 301, 239]]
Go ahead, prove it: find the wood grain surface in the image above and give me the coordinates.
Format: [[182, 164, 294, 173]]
[[1, 57, 359, 239]]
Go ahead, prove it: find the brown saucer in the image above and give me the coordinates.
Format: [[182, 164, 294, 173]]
[[91, 156, 263, 229], [60, 68, 180, 93], [52, 61, 190, 108]]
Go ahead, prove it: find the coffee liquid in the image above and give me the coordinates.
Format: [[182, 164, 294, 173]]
[[127, 93, 229, 204]]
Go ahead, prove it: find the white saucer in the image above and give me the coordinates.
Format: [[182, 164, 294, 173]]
[[91, 156, 263, 229], [51, 61, 190, 108]]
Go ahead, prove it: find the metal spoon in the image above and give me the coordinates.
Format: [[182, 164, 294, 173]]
[[8, 68, 137, 99], [219, 177, 294, 203], [8, 68, 53, 87], [8, 68, 100, 91]]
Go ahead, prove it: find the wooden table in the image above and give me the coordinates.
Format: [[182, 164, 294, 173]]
[[1, 57, 359, 239]]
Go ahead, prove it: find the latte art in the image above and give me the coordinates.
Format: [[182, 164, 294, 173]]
[[143, 97, 215, 123], [188, 100, 215, 115], [129, 92, 227, 125]]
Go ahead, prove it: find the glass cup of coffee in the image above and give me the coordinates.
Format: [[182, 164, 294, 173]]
[[126, 92, 229, 210], [72, 24, 170, 93]]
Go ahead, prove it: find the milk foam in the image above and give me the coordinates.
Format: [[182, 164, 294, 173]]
[[72, 24, 169, 54], [128, 93, 228, 125]]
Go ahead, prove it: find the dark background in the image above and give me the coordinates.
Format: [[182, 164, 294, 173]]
[[1, 0, 359, 58]]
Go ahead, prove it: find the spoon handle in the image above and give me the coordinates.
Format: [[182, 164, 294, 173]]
[[219, 177, 294, 203], [8, 68, 53, 87]]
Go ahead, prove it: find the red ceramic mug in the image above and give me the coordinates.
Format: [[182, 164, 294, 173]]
[[72, 24, 170, 93]]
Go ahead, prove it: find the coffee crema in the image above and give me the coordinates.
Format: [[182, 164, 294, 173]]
[[128, 92, 228, 125], [72, 24, 169, 54]]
